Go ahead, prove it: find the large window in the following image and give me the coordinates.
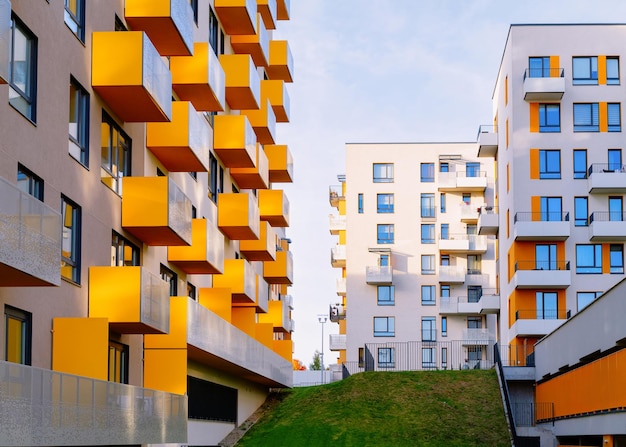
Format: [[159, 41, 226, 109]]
[[539, 104, 560, 132], [111, 232, 140, 266], [377, 193, 394, 213], [573, 103, 599, 132], [17, 164, 43, 201], [467, 316, 482, 329], [420, 163, 434, 182], [608, 149, 622, 171], [421, 255, 435, 275], [577, 291, 602, 311], [607, 56, 620, 85], [421, 285, 435, 306], [101, 112, 131, 194], [421, 317, 436, 342], [421, 224, 435, 244], [422, 347, 436, 369], [108, 340, 129, 384], [378, 347, 395, 368], [421, 193, 435, 218], [9, 15, 37, 121], [440, 223, 449, 240], [610, 244, 624, 274], [529, 56, 550, 77], [61, 196, 81, 283], [467, 285, 483, 303], [535, 244, 557, 270], [608, 103, 621, 132], [467, 255, 481, 275], [4, 306, 32, 365], [373, 163, 394, 183], [540, 196, 562, 221], [573, 149, 587, 179], [574, 197, 588, 226], [377, 224, 394, 244], [573, 56, 598, 85], [466, 162, 480, 177], [576, 244, 602, 274], [69, 77, 90, 165], [536, 291, 558, 319], [64, 0, 85, 41], [539, 150, 561, 179], [377, 285, 394, 306], [373, 317, 395, 337], [160, 264, 178, 296], [609, 196, 623, 221]]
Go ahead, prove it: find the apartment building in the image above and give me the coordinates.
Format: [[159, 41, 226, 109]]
[[329, 143, 497, 373], [0, 1, 294, 446]]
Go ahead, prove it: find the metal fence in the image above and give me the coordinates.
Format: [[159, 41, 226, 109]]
[[512, 402, 555, 426]]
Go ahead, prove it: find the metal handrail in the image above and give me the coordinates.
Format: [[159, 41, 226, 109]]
[[523, 67, 564, 80], [589, 211, 626, 222], [514, 260, 570, 271], [515, 309, 571, 320], [493, 343, 517, 442], [588, 163, 626, 174], [514, 211, 570, 222]]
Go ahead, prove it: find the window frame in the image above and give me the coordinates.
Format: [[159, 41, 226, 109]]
[[4, 305, 32, 365], [373, 316, 395, 337], [421, 254, 435, 275], [573, 149, 587, 179], [101, 111, 131, 195], [574, 197, 588, 227], [576, 244, 603, 274], [357, 193, 363, 214], [606, 56, 620, 85], [610, 244, 624, 274], [539, 149, 561, 179], [376, 224, 394, 244], [440, 193, 446, 213], [538, 103, 560, 133], [536, 291, 558, 320], [376, 193, 394, 214], [573, 103, 599, 132], [8, 14, 38, 122], [607, 103, 621, 132], [377, 285, 395, 306], [373, 163, 394, 183], [421, 193, 435, 218], [69, 76, 90, 166], [529, 56, 550, 78], [577, 291, 602, 311], [421, 285, 436, 306], [61, 195, 81, 284], [573, 56, 598, 85], [111, 231, 140, 267], [160, 264, 178, 296], [420, 163, 434, 182], [378, 347, 395, 368], [108, 340, 129, 384], [421, 317, 436, 342], [64, 0, 85, 41], [421, 224, 435, 244], [17, 164, 43, 201]]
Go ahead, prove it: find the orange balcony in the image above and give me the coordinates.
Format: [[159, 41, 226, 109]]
[[274, 338, 292, 361], [258, 299, 292, 332], [168, 218, 224, 274], [122, 176, 192, 246], [267, 40, 293, 83], [241, 99, 277, 145], [213, 259, 256, 304], [258, 189, 289, 227], [213, 115, 257, 168], [230, 143, 270, 189], [265, 145, 294, 183], [240, 221, 276, 261], [263, 250, 293, 285], [233, 274, 270, 313], [231, 13, 270, 67], [220, 54, 261, 110], [146, 101, 210, 172], [170, 42, 226, 112], [92, 31, 172, 122], [88, 266, 170, 334], [257, 0, 277, 30], [276, 0, 289, 20], [261, 79, 290, 123], [124, 0, 194, 56], [214, 0, 257, 35], [217, 191, 260, 240]]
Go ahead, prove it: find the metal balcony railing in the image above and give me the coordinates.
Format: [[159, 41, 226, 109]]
[[515, 309, 571, 320], [590, 211, 626, 222], [479, 205, 498, 214], [511, 402, 555, 426], [588, 163, 626, 174], [514, 212, 569, 222], [523, 67, 564, 79], [514, 260, 570, 271], [497, 344, 536, 367]]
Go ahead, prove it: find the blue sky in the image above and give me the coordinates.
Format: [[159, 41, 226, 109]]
[[272, 1, 626, 366]]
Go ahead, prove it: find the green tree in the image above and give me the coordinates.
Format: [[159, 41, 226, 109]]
[[309, 350, 322, 370]]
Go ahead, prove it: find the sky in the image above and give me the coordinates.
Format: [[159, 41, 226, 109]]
[[272, 0, 626, 367]]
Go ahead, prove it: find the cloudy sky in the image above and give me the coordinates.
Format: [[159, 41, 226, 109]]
[[272, 1, 626, 366]]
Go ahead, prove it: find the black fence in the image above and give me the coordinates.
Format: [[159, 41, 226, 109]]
[[512, 402, 555, 427]]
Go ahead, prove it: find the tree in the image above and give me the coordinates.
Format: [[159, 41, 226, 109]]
[[292, 358, 306, 371], [309, 350, 322, 370]]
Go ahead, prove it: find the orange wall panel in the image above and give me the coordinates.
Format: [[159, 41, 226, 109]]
[[529, 103, 539, 133]]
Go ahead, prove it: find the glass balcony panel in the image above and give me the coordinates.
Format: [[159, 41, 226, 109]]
[[438, 266, 466, 283], [240, 221, 277, 261], [217, 191, 260, 240], [220, 53, 261, 110], [231, 143, 270, 189], [329, 334, 347, 351], [365, 265, 392, 284], [258, 189, 289, 227], [257, 0, 277, 30], [514, 212, 570, 241], [0, 0, 9, 84], [213, 115, 257, 168], [462, 328, 491, 345], [168, 218, 224, 274], [265, 144, 294, 183], [589, 211, 626, 241], [214, 0, 257, 35], [231, 13, 270, 67], [267, 40, 293, 83], [263, 250, 293, 285], [213, 259, 257, 304]]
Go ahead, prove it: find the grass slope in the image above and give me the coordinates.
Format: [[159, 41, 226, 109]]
[[237, 370, 510, 447]]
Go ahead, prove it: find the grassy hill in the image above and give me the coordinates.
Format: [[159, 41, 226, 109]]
[[236, 370, 511, 447]]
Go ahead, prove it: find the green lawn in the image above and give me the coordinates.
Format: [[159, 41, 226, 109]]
[[236, 370, 511, 447]]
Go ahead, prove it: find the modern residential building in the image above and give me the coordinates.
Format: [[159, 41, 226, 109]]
[[0, 1, 294, 446]]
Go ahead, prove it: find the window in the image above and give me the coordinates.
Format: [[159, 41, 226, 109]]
[[573, 103, 599, 131], [574, 197, 588, 226], [607, 57, 620, 85], [111, 232, 139, 266], [466, 224, 477, 235], [539, 104, 560, 132], [422, 347, 436, 369], [377, 193, 394, 213], [5, 306, 32, 365], [609, 196, 623, 221], [377, 224, 394, 244], [358, 193, 363, 213], [421, 224, 435, 244], [536, 291, 558, 319], [379, 254, 390, 267], [421, 255, 435, 275], [358, 348, 365, 368], [466, 162, 480, 178], [69, 77, 90, 165], [421, 317, 436, 342], [576, 244, 603, 273], [421, 193, 435, 218], [187, 282, 197, 300], [420, 163, 434, 182], [467, 255, 481, 275], [608, 149, 622, 171], [17, 164, 43, 201], [64, 0, 85, 41], [189, 0, 199, 24], [573, 56, 598, 85], [610, 244, 624, 274], [468, 346, 483, 365], [421, 285, 435, 305], [442, 347, 448, 369], [378, 347, 395, 368], [535, 244, 557, 270], [377, 285, 394, 306], [467, 316, 482, 329], [577, 291, 602, 311], [440, 162, 449, 173], [529, 56, 550, 77], [540, 196, 562, 221], [440, 285, 450, 298], [467, 285, 482, 303], [108, 340, 129, 384], [61, 196, 81, 283], [539, 150, 561, 179], [441, 316, 447, 337], [373, 317, 394, 337], [373, 163, 393, 183], [440, 193, 446, 213], [160, 264, 178, 296], [101, 112, 131, 194], [440, 223, 449, 240], [209, 7, 222, 55], [440, 255, 450, 266], [208, 152, 223, 202], [608, 103, 621, 132], [573, 149, 587, 179], [9, 15, 37, 121], [462, 193, 471, 206]]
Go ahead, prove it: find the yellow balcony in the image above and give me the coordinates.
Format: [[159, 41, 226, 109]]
[[240, 221, 276, 261], [258, 189, 289, 227], [214, 0, 257, 35], [88, 266, 170, 334], [213, 114, 257, 168], [146, 101, 210, 172], [257, 0, 277, 30], [217, 191, 260, 240], [122, 176, 192, 246], [231, 143, 270, 189], [265, 144, 294, 183], [256, 322, 274, 349], [124, 0, 194, 56], [220, 53, 261, 110], [168, 218, 225, 274], [231, 13, 270, 67], [267, 40, 293, 83], [241, 98, 277, 145], [170, 42, 226, 112], [274, 339, 292, 361], [261, 79, 290, 123], [0, 0, 9, 84], [92, 31, 172, 122], [213, 259, 256, 304], [258, 299, 291, 332], [263, 250, 293, 284], [276, 0, 289, 20], [233, 274, 270, 313]]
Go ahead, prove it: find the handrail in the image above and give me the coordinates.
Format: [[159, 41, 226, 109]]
[[588, 163, 626, 174], [514, 260, 570, 271], [494, 343, 518, 442], [476, 124, 497, 139], [523, 67, 564, 80], [514, 211, 570, 222], [590, 211, 626, 223]]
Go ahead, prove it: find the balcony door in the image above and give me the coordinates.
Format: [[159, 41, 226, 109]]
[[540, 197, 562, 222], [536, 291, 558, 320], [535, 244, 557, 270]]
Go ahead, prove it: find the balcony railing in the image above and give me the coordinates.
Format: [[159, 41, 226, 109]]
[[439, 233, 487, 253], [329, 334, 347, 351], [515, 309, 571, 320], [514, 260, 569, 271], [329, 214, 346, 234], [514, 212, 570, 241], [587, 163, 626, 193], [478, 206, 498, 235], [589, 211, 626, 241], [438, 265, 466, 283], [462, 328, 491, 344], [440, 290, 500, 315], [511, 402, 555, 427], [331, 244, 346, 267], [329, 304, 346, 322], [590, 211, 626, 222], [523, 67, 565, 101], [477, 125, 498, 157], [498, 344, 536, 367], [329, 185, 343, 207], [514, 212, 569, 222], [365, 265, 392, 284], [0, 360, 187, 447]]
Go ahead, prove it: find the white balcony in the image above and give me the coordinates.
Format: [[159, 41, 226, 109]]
[[331, 244, 346, 268], [329, 185, 343, 208], [460, 204, 479, 223], [336, 277, 346, 296], [512, 261, 571, 289], [438, 172, 487, 192], [329, 214, 346, 235], [478, 206, 499, 235], [365, 265, 392, 284], [476, 125, 498, 158], [523, 68, 565, 101], [587, 164, 626, 193], [439, 291, 500, 316], [439, 234, 487, 254], [438, 266, 466, 283], [510, 309, 570, 338], [462, 328, 491, 345], [589, 212, 626, 241], [513, 212, 570, 241], [329, 334, 347, 351]]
